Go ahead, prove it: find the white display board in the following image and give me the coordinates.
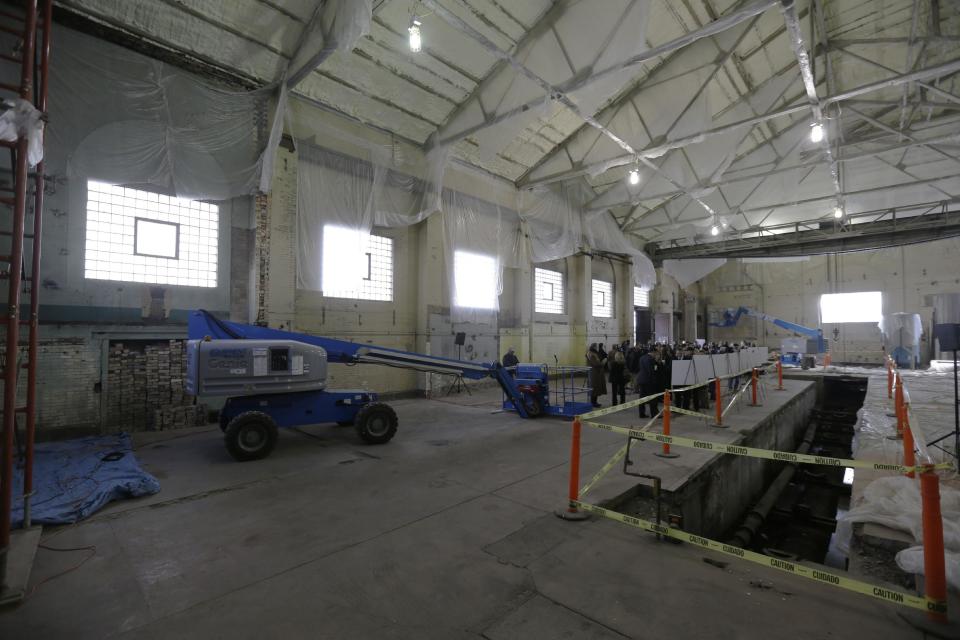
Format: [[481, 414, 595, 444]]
[[711, 354, 728, 378], [692, 355, 715, 384], [757, 347, 769, 366], [671, 360, 695, 387]]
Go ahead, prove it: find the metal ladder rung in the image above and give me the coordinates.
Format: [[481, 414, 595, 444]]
[[0, 25, 24, 38], [0, 231, 36, 238], [0, 196, 15, 206]]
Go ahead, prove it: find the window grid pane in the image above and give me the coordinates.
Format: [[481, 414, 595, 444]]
[[322, 225, 394, 302], [84, 180, 218, 287], [534, 267, 564, 314], [633, 286, 649, 308], [592, 279, 613, 318]]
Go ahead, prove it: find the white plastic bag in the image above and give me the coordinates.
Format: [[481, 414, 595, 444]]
[[0, 99, 44, 167]]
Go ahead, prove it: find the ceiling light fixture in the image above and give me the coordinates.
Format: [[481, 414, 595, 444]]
[[833, 205, 844, 219], [710, 224, 719, 236], [628, 168, 640, 185], [409, 19, 422, 52], [810, 122, 825, 143]]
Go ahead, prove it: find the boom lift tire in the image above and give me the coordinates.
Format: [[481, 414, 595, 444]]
[[355, 402, 398, 444], [224, 411, 279, 461]]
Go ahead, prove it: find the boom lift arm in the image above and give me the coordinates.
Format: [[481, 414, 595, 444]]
[[710, 306, 826, 353], [188, 310, 534, 418]]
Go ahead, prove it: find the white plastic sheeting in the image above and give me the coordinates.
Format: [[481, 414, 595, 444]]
[[662, 258, 726, 288], [879, 313, 923, 347], [295, 141, 436, 291], [0, 99, 44, 167], [441, 189, 522, 323], [293, 130, 657, 309], [835, 476, 960, 589], [49, 27, 271, 201], [519, 182, 656, 289]]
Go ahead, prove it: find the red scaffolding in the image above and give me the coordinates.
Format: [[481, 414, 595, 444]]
[[0, 0, 51, 586]]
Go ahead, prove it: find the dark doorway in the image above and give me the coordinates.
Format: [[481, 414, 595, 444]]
[[635, 307, 652, 344]]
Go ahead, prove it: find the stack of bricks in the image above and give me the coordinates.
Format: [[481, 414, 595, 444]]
[[108, 339, 207, 431]]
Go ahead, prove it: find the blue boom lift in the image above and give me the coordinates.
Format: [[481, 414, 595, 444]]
[[710, 306, 826, 365], [186, 310, 589, 461]]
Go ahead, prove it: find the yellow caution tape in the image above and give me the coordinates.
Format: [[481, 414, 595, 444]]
[[580, 412, 663, 497], [579, 392, 661, 421], [572, 500, 944, 613], [579, 362, 778, 421], [580, 443, 629, 498], [668, 406, 714, 420], [581, 420, 954, 474]]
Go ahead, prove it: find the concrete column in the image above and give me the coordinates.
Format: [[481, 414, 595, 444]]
[[617, 260, 633, 345], [264, 146, 297, 330], [415, 213, 445, 392], [515, 259, 533, 362], [572, 252, 592, 356]]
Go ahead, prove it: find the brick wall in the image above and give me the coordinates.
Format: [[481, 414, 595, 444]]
[[1, 337, 102, 433]]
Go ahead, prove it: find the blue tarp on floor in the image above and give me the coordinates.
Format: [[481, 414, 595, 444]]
[[11, 433, 160, 527]]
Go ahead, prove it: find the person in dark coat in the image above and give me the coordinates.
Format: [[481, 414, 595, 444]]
[[502, 347, 519, 369], [586, 343, 607, 407], [608, 346, 628, 405], [637, 348, 660, 418]]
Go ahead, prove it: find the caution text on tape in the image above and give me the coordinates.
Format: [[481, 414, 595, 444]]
[[573, 500, 943, 613]]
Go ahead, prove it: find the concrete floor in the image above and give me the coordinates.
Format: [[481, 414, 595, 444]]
[[0, 388, 926, 639]]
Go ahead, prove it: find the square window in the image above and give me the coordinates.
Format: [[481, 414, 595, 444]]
[[633, 286, 649, 308], [454, 250, 497, 310], [84, 180, 217, 287], [321, 225, 393, 301], [820, 292, 882, 323], [592, 279, 613, 318], [535, 267, 564, 314], [134, 218, 179, 259]]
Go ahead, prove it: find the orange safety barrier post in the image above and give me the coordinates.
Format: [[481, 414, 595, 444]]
[[887, 358, 894, 400], [893, 374, 905, 440], [750, 368, 759, 406], [567, 418, 581, 512], [557, 418, 588, 521], [711, 378, 725, 428], [655, 391, 679, 459], [776, 358, 785, 391], [903, 422, 915, 479], [920, 470, 948, 623]]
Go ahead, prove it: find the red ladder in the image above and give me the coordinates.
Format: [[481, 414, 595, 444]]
[[0, 0, 51, 586]]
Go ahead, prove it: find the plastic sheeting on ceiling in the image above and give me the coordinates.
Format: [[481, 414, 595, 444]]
[[47, 0, 960, 252]]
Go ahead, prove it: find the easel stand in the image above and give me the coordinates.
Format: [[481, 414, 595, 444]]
[[445, 343, 471, 396]]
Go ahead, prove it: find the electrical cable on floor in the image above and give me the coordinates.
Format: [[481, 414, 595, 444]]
[[27, 543, 98, 598]]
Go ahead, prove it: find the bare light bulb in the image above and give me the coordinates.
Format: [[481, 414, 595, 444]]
[[409, 20, 422, 52], [628, 168, 640, 185], [833, 206, 843, 219], [710, 225, 719, 236], [810, 123, 824, 143]]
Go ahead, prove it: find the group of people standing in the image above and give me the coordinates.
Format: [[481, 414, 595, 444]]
[[586, 341, 752, 415]]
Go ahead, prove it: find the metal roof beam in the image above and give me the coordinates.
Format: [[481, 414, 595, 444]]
[[424, 0, 570, 150], [649, 204, 960, 260], [429, 0, 779, 148], [534, 56, 960, 197], [780, 0, 842, 201]]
